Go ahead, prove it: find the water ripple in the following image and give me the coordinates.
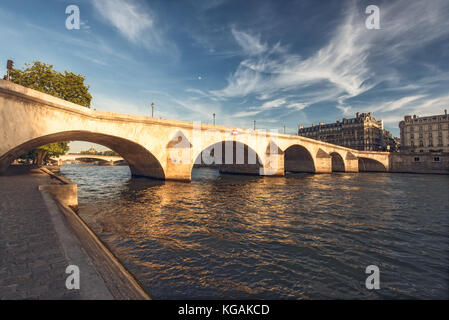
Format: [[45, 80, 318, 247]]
[[60, 165, 449, 299]]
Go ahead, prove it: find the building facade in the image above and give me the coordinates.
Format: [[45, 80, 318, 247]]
[[298, 112, 398, 151], [399, 110, 449, 153]]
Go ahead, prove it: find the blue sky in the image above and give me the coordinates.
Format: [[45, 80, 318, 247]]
[[1, 0, 449, 152]]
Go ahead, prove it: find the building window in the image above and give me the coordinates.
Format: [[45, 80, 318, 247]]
[[414, 157, 420, 162], [434, 157, 440, 162]]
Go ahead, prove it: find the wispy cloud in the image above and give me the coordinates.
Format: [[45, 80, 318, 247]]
[[342, 94, 449, 124], [92, 0, 177, 55], [257, 98, 286, 110], [92, 0, 153, 43], [232, 98, 309, 118], [211, 7, 372, 100], [210, 0, 449, 126], [286, 102, 308, 111], [231, 28, 267, 56], [233, 110, 261, 118], [371, 95, 426, 113]]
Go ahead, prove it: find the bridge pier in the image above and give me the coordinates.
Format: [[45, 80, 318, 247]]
[[344, 159, 359, 172], [164, 162, 192, 181], [344, 152, 359, 173], [314, 149, 332, 173], [261, 150, 285, 176]]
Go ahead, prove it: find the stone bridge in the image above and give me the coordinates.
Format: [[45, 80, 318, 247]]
[[53, 154, 125, 166], [0, 80, 390, 181]]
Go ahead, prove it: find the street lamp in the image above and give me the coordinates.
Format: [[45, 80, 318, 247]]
[[253, 120, 256, 130], [151, 102, 154, 117], [283, 125, 286, 134], [6, 60, 13, 81], [213, 113, 216, 125]]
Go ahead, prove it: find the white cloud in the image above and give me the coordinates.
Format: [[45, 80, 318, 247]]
[[371, 95, 426, 113], [336, 104, 353, 116], [233, 110, 261, 118], [231, 28, 267, 56], [257, 98, 286, 110], [212, 9, 372, 100], [233, 98, 309, 118], [211, 0, 449, 121], [93, 0, 153, 43], [92, 0, 177, 54], [286, 102, 308, 111], [347, 94, 449, 126]]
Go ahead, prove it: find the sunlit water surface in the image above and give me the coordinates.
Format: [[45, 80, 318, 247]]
[[60, 165, 449, 299]]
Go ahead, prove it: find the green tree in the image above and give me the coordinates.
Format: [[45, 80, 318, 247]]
[[10, 61, 92, 165], [20, 143, 70, 165], [10, 61, 92, 107], [103, 150, 118, 156], [35, 142, 70, 165]]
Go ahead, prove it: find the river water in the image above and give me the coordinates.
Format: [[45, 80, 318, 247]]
[[60, 165, 449, 299]]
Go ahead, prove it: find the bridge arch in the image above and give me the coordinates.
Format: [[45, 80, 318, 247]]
[[191, 140, 264, 176], [284, 144, 315, 173], [0, 131, 165, 179], [358, 157, 387, 172], [330, 152, 345, 172]]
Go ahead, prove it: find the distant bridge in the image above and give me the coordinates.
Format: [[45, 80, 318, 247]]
[[53, 154, 125, 165], [0, 80, 390, 181]]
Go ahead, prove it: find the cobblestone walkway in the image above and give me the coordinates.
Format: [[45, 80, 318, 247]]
[[0, 167, 80, 299]]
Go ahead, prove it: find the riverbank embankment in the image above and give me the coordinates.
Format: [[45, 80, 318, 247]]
[[0, 165, 150, 300]]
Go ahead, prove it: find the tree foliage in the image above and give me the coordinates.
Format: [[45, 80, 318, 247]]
[[78, 149, 118, 156], [10, 61, 92, 164], [10, 61, 92, 107], [20, 142, 70, 165]]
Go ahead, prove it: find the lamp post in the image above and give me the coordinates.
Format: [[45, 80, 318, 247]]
[[253, 120, 256, 130], [283, 125, 286, 134], [213, 113, 216, 125], [151, 102, 154, 117], [6, 60, 13, 81]]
